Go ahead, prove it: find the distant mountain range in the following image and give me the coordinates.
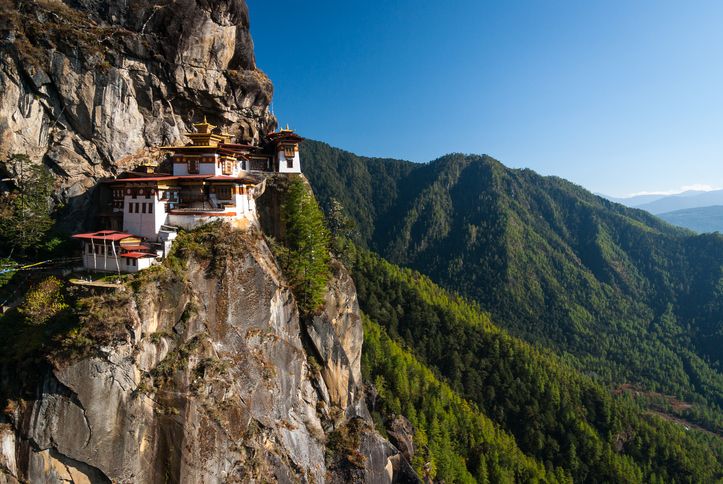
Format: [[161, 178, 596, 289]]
[[602, 189, 723, 233], [658, 205, 723, 233]]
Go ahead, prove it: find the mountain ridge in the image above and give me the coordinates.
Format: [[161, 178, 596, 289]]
[[658, 205, 723, 233], [303, 139, 723, 422]]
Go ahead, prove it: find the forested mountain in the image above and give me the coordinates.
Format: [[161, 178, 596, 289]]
[[351, 243, 723, 482], [658, 205, 723, 233], [303, 140, 723, 433]]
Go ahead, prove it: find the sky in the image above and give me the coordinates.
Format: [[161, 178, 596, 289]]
[[247, 0, 723, 197]]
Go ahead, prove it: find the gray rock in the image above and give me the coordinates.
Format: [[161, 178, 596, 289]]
[[0, 0, 275, 231], [386, 415, 415, 463], [3, 223, 417, 482]]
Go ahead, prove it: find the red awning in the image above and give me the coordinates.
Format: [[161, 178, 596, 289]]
[[120, 252, 156, 259], [103, 174, 215, 184], [73, 231, 137, 241]]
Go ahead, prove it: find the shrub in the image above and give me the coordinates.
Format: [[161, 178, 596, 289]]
[[18, 276, 68, 325]]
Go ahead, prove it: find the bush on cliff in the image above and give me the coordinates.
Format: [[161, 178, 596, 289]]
[[18, 276, 68, 325], [274, 177, 331, 315], [0, 155, 55, 256]]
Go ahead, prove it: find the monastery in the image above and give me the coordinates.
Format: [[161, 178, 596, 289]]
[[73, 119, 304, 273]]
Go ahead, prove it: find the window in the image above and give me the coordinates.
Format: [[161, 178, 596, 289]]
[[284, 145, 296, 159], [142, 203, 147, 214], [188, 159, 199, 174], [223, 161, 233, 175], [287, 158, 293, 169], [128, 203, 133, 213], [148, 203, 153, 213], [216, 186, 232, 200]]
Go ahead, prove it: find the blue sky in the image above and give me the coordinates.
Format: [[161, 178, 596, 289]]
[[248, 0, 723, 197]]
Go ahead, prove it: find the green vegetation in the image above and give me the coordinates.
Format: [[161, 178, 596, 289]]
[[304, 141, 723, 433], [0, 258, 18, 288], [18, 276, 68, 325], [271, 177, 331, 315], [0, 155, 55, 255], [0, 274, 78, 362], [351, 244, 723, 483], [363, 316, 569, 483]]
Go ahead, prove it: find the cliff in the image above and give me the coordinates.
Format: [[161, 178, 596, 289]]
[[0, 0, 275, 229], [0, 221, 416, 482]]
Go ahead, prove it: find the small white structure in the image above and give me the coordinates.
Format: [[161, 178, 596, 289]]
[[72, 231, 158, 273], [268, 127, 304, 173]]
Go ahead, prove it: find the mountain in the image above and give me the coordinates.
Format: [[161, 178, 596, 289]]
[[0, 0, 275, 230], [658, 205, 723, 233], [303, 140, 723, 425], [352, 243, 723, 482], [601, 193, 669, 207], [632, 190, 723, 214]]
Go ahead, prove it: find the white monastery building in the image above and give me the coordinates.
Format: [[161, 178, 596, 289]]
[[73, 119, 304, 273]]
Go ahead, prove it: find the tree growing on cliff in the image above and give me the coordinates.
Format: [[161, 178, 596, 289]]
[[277, 178, 331, 315], [0, 155, 54, 255], [18, 276, 68, 325]]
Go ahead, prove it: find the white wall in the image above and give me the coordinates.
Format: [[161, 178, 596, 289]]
[[277, 150, 301, 173], [122, 194, 168, 241], [82, 253, 124, 273], [172, 155, 237, 176]]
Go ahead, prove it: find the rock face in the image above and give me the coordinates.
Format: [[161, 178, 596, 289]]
[[0, 0, 275, 229], [0, 223, 416, 483]]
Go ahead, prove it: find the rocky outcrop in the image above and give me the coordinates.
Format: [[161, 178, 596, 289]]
[[0, 224, 416, 483], [0, 0, 275, 229], [306, 259, 366, 420], [386, 416, 415, 463]]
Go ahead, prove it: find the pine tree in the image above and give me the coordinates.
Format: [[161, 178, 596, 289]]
[[278, 178, 331, 314], [0, 155, 54, 255]]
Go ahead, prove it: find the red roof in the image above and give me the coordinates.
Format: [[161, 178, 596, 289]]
[[267, 131, 304, 143], [102, 174, 260, 185], [73, 231, 137, 241], [103, 174, 214, 183], [120, 252, 156, 259]]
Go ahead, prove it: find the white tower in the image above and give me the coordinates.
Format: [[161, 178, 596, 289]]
[[268, 126, 304, 173]]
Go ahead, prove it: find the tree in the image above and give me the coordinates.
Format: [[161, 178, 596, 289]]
[[0, 155, 54, 255], [277, 178, 331, 315], [326, 197, 356, 252]]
